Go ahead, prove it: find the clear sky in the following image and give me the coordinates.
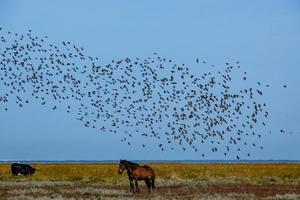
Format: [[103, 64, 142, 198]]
[[0, 0, 300, 161]]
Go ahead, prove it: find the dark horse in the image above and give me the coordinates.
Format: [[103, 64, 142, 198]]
[[118, 160, 155, 193]]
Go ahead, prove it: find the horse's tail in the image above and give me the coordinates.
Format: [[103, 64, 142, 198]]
[[151, 172, 155, 188]]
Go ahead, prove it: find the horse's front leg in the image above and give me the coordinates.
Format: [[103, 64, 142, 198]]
[[135, 179, 139, 193], [129, 178, 134, 192]]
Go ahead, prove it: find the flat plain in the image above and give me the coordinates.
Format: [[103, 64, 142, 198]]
[[0, 163, 300, 200]]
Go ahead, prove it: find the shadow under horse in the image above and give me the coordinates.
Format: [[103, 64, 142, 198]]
[[118, 160, 155, 193]]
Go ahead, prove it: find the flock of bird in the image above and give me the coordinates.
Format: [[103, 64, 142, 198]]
[[0, 28, 287, 159]]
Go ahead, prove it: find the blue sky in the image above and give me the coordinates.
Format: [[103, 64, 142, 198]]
[[0, 0, 300, 160]]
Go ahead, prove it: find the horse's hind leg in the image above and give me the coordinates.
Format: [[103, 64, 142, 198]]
[[151, 175, 155, 189], [135, 179, 139, 193], [145, 179, 151, 193]]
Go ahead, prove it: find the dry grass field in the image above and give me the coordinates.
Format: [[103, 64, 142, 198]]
[[0, 163, 300, 200]]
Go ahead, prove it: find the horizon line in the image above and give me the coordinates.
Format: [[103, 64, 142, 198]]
[[1, 159, 300, 164]]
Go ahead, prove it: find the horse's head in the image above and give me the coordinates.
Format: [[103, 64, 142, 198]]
[[118, 160, 127, 174]]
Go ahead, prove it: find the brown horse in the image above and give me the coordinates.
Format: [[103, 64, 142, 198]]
[[118, 160, 155, 193]]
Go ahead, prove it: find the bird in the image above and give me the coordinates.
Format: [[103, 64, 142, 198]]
[[0, 27, 277, 160]]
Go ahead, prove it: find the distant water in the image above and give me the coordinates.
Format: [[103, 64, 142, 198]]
[[0, 160, 300, 164]]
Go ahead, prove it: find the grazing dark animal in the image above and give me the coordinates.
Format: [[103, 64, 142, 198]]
[[118, 160, 155, 193], [11, 163, 36, 176]]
